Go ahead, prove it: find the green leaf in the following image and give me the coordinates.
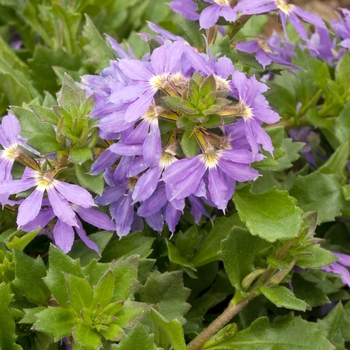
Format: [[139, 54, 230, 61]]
[[319, 142, 349, 180], [34, 307, 76, 342], [75, 163, 105, 195], [150, 308, 187, 350], [72, 323, 101, 349], [69, 147, 93, 164], [26, 134, 63, 155], [4, 229, 39, 251], [13, 249, 50, 305], [65, 274, 93, 313], [30, 105, 59, 124], [296, 245, 337, 269], [234, 185, 303, 241], [11, 106, 55, 138], [335, 103, 350, 144], [191, 214, 244, 267], [113, 325, 157, 350], [101, 231, 154, 262], [137, 271, 190, 323], [289, 171, 347, 224], [181, 130, 199, 157], [221, 227, 269, 290], [318, 303, 346, 349], [91, 270, 115, 311], [99, 322, 124, 342], [21, 307, 47, 324], [174, 14, 205, 49], [82, 15, 116, 72], [204, 316, 333, 349], [44, 244, 84, 305], [166, 240, 196, 276], [259, 285, 308, 311], [69, 231, 113, 266], [0, 283, 19, 350], [112, 300, 148, 329]]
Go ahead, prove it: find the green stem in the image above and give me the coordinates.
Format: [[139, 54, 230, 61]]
[[226, 15, 252, 40], [296, 89, 322, 119], [187, 292, 256, 350]]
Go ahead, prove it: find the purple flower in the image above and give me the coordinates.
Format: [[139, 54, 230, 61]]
[[323, 252, 350, 287], [331, 8, 350, 50], [227, 71, 281, 154], [168, 0, 200, 21], [236, 0, 327, 49], [0, 168, 96, 228], [199, 0, 238, 29], [236, 38, 299, 69], [162, 148, 260, 211]]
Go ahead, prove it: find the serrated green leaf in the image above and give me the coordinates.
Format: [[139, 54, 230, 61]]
[[21, 307, 47, 324], [72, 323, 101, 349], [11, 106, 55, 138], [221, 227, 269, 290], [99, 322, 124, 342], [4, 229, 39, 251], [33, 307, 76, 342], [137, 271, 190, 323], [65, 274, 93, 313], [113, 325, 157, 350], [75, 163, 105, 194], [30, 105, 59, 124], [69, 147, 93, 164], [259, 285, 308, 311], [44, 244, 84, 305], [111, 257, 139, 302], [234, 186, 303, 241], [113, 300, 148, 329], [296, 245, 337, 269], [150, 308, 187, 350], [289, 171, 347, 224], [82, 15, 116, 72], [204, 316, 333, 349], [174, 14, 205, 49], [13, 249, 50, 305], [0, 283, 19, 350], [191, 214, 244, 267], [27, 134, 64, 155], [101, 231, 154, 262]]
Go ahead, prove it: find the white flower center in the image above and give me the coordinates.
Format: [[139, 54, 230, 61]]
[[276, 0, 293, 14], [200, 151, 221, 169], [215, 0, 231, 6], [1, 144, 19, 160], [36, 171, 55, 190], [149, 73, 170, 90], [240, 100, 254, 120]]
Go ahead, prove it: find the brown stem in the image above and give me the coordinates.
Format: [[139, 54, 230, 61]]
[[187, 293, 256, 350]]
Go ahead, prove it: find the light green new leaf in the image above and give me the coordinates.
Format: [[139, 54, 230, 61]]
[[27, 134, 64, 155], [0, 283, 21, 350], [65, 274, 93, 313], [33, 307, 76, 342], [44, 244, 84, 305], [296, 245, 337, 269], [204, 316, 334, 350], [234, 186, 303, 241], [335, 103, 350, 144], [72, 323, 101, 349], [259, 285, 308, 311]]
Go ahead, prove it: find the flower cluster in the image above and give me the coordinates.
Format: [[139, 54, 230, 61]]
[[0, 114, 114, 253], [82, 34, 280, 236]]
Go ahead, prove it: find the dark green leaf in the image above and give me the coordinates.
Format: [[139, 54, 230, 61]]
[[13, 249, 50, 305], [335, 103, 350, 144], [69, 147, 93, 164], [221, 227, 269, 290], [75, 163, 105, 194], [289, 171, 347, 224], [137, 271, 190, 323], [113, 325, 157, 350], [296, 245, 337, 269], [181, 130, 199, 157]]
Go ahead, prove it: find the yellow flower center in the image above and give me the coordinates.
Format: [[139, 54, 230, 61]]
[[36, 171, 55, 190], [149, 73, 170, 90], [200, 151, 221, 169], [159, 151, 177, 169], [1, 144, 19, 160], [215, 0, 231, 6], [276, 0, 293, 14]]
